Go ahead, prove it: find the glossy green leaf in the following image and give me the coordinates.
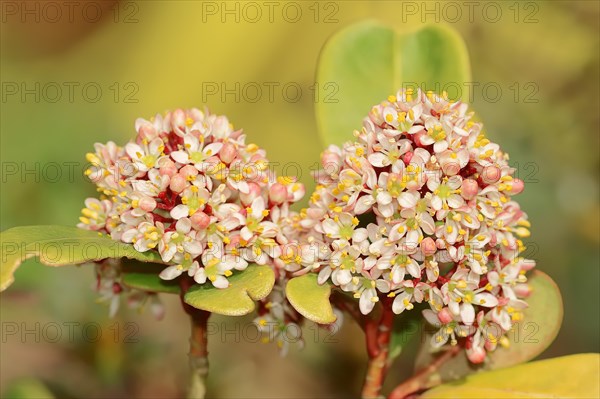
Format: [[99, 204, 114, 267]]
[[184, 265, 275, 316], [316, 20, 471, 146], [121, 260, 180, 294], [415, 270, 563, 384], [286, 274, 336, 324], [420, 354, 599, 398], [0, 225, 164, 292]]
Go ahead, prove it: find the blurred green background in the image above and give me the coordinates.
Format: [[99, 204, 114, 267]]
[[1, 1, 598, 397]]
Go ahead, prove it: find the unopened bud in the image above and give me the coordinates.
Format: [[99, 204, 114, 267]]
[[421, 237, 437, 256], [170, 174, 187, 193], [509, 178, 524, 194], [171, 109, 186, 129], [514, 283, 532, 298], [139, 197, 157, 212], [220, 142, 237, 164], [190, 212, 211, 230], [481, 165, 501, 185], [321, 149, 341, 170], [240, 183, 261, 206], [159, 159, 178, 177], [466, 346, 486, 364], [461, 178, 479, 200], [438, 307, 453, 324], [269, 183, 288, 204]]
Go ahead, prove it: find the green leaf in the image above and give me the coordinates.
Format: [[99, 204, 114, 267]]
[[415, 270, 563, 383], [420, 354, 599, 399], [184, 265, 275, 316], [286, 274, 336, 324], [2, 378, 54, 399], [316, 20, 471, 146], [0, 225, 164, 292], [389, 317, 420, 361], [121, 260, 180, 294]]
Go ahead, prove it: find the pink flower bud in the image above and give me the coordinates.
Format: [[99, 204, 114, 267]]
[[461, 178, 479, 200], [179, 165, 198, 181], [466, 345, 486, 364], [521, 259, 536, 271], [171, 109, 186, 130], [159, 159, 178, 177], [220, 142, 237, 164], [435, 238, 446, 249], [269, 183, 288, 204], [437, 308, 453, 324], [190, 212, 210, 230], [139, 197, 157, 212], [509, 178, 524, 194], [240, 183, 261, 206], [138, 125, 157, 141], [480, 165, 501, 185], [321, 149, 341, 170], [514, 283, 532, 297], [420, 237, 437, 256], [170, 174, 187, 193], [403, 151, 414, 165]]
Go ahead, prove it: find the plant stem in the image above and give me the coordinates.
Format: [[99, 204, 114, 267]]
[[180, 277, 211, 399], [386, 345, 460, 399], [187, 310, 210, 399], [361, 301, 395, 399]]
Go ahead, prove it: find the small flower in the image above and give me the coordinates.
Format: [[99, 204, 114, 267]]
[[195, 245, 248, 288], [125, 137, 165, 172]]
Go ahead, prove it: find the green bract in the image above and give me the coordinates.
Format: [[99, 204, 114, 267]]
[[316, 20, 471, 146], [286, 274, 336, 324], [184, 265, 275, 316]]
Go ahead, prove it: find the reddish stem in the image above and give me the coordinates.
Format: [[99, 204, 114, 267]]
[[387, 346, 461, 399], [361, 299, 395, 399]]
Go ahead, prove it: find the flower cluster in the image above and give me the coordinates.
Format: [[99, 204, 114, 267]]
[[300, 89, 534, 363], [79, 108, 304, 289]]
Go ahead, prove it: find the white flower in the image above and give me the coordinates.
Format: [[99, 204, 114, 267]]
[[196, 245, 248, 288], [390, 280, 428, 314], [170, 133, 223, 168], [125, 137, 165, 172]]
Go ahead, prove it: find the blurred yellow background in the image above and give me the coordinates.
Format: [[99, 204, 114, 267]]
[[1, 1, 598, 397]]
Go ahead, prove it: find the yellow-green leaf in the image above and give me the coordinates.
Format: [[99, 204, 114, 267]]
[[184, 265, 275, 316], [286, 274, 336, 324], [415, 270, 563, 383], [420, 354, 599, 399], [316, 20, 471, 146], [0, 225, 163, 292]]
